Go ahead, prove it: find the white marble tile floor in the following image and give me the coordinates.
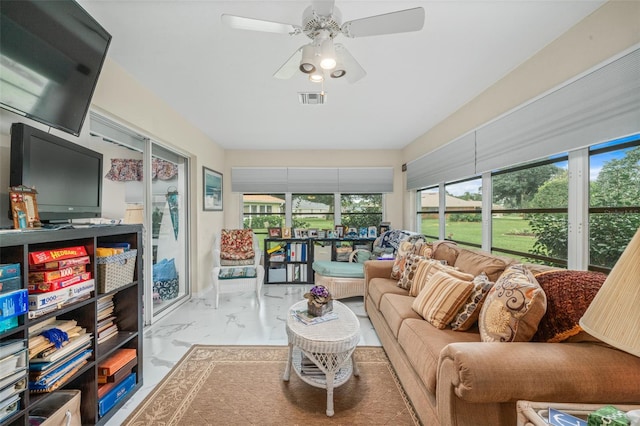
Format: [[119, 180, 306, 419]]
[[105, 284, 381, 425]]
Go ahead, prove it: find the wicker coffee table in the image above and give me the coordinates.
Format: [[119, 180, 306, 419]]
[[283, 299, 361, 416]]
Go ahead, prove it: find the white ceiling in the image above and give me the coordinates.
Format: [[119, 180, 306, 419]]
[[79, 0, 605, 151]]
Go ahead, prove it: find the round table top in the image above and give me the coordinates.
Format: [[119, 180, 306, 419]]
[[287, 300, 361, 353]]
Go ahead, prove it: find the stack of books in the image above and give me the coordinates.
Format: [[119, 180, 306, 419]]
[[97, 348, 137, 417], [0, 263, 28, 333], [0, 339, 28, 422], [300, 354, 325, 377], [27, 246, 94, 318], [28, 318, 92, 393], [292, 309, 338, 325], [97, 295, 118, 344]]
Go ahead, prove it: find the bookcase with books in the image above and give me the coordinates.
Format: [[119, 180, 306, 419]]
[[264, 239, 312, 284], [0, 224, 143, 425]]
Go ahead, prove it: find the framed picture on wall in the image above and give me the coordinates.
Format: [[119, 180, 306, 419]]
[[203, 167, 223, 211]]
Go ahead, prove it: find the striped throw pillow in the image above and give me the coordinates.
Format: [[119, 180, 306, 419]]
[[411, 270, 474, 329]]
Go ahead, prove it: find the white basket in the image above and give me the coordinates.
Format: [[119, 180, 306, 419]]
[[96, 250, 137, 293]]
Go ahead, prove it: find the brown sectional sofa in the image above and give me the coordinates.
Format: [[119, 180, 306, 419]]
[[364, 242, 640, 425]]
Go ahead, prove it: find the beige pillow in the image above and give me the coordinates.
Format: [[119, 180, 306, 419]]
[[411, 271, 474, 329], [453, 248, 507, 282], [409, 259, 473, 297], [478, 264, 547, 342], [396, 254, 425, 290], [450, 273, 494, 331]]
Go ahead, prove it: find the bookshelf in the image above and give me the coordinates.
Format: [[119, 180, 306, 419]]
[[263, 237, 376, 284], [0, 225, 143, 425], [264, 239, 312, 284]]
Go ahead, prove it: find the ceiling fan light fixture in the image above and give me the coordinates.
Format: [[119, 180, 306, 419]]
[[299, 44, 316, 74], [309, 72, 324, 83], [320, 39, 336, 70], [330, 68, 346, 79]]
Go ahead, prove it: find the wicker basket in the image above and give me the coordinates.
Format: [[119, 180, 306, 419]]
[[96, 249, 137, 293]]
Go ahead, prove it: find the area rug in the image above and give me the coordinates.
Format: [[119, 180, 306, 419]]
[[123, 345, 419, 425]]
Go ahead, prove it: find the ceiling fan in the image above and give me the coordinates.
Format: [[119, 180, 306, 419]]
[[221, 1, 425, 84]]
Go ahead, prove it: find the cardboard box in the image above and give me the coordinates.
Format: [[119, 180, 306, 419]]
[[0, 264, 20, 280], [28, 279, 94, 310], [0, 289, 28, 320], [0, 276, 22, 294]]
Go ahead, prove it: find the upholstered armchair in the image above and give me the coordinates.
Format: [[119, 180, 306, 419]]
[[211, 229, 264, 308]]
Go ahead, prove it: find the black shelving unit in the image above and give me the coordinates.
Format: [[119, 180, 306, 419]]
[[0, 225, 143, 425], [264, 238, 312, 284]]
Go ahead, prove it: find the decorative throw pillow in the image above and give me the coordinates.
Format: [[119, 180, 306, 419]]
[[391, 240, 432, 279], [478, 264, 547, 342], [391, 254, 409, 280], [411, 271, 474, 329], [532, 270, 607, 343], [409, 259, 473, 297], [220, 229, 255, 261], [450, 273, 494, 331], [397, 254, 425, 290]]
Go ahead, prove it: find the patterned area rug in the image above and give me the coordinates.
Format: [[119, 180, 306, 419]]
[[123, 345, 419, 425]]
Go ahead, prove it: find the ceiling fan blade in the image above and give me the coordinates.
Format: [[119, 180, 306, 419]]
[[335, 44, 366, 84], [341, 7, 425, 38], [311, 0, 335, 17], [221, 14, 301, 35], [273, 46, 304, 80]]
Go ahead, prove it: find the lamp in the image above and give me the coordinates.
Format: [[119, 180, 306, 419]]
[[309, 71, 324, 83], [299, 44, 317, 74], [320, 38, 336, 70], [580, 226, 640, 357]]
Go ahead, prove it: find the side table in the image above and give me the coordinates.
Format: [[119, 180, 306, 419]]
[[517, 400, 640, 425], [283, 299, 361, 416]]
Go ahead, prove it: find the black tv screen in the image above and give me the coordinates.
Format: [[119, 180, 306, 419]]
[[10, 123, 103, 222], [0, 0, 111, 136]]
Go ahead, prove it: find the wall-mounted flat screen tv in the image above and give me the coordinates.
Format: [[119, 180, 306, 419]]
[[0, 0, 111, 136], [10, 123, 103, 222]]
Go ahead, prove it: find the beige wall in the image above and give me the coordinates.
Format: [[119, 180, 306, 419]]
[[224, 149, 404, 229], [403, 1, 640, 164]]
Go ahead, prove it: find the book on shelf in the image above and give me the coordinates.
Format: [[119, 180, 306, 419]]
[[292, 310, 338, 325], [98, 357, 136, 384], [0, 339, 26, 359], [30, 333, 92, 364], [97, 325, 119, 344], [300, 355, 325, 377], [29, 349, 92, 390], [98, 372, 136, 417], [0, 263, 20, 279], [98, 348, 137, 376]]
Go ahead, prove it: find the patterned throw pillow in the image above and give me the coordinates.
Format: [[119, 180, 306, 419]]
[[391, 241, 433, 280], [220, 229, 255, 260], [532, 270, 607, 342], [450, 273, 494, 331], [411, 271, 474, 329], [409, 259, 473, 297], [397, 254, 425, 290], [478, 264, 547, 342]]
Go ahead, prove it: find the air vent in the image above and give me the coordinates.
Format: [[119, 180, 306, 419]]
[[298, 92, 327, 105]]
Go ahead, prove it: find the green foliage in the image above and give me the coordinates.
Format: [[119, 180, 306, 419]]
[[590, 146, 640, 207], [589, 214, 640, 268], [243, 214, 283, 230], [448, 213, 481, 222], [341, 213, 382, 230], [529, 213, 568, 260], [529, 170, 568, 208], [493, 164, 563, 208]]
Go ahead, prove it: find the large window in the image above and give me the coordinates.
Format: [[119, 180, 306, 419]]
[[589, 136, 640, 270], [340, 194, 383, 230], [417, 187, 439, 239], [292, 194, 334, 230], [491, 157, 569, 267], [444, 178, 482, 248], [242, 194, 285, 233]]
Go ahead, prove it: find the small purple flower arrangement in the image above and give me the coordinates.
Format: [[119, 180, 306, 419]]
[[304, 285, 333, 317]]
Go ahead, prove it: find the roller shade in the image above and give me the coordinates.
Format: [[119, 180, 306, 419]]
[[231, 167, 393, 193], [89, 112, 145, 151], [406, 132, 476, 190], [476, 48, 640, 173]]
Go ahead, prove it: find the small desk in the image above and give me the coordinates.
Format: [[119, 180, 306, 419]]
[[283, 300, 361, 416]]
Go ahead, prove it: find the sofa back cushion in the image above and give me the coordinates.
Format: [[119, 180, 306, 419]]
[[478, 264, 547, 342], [454, 248, 507, 282], [411, 270, 474, 329], [432, 241, 460, 266]]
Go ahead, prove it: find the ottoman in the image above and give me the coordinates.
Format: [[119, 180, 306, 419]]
[[312, 261, 365, 299]]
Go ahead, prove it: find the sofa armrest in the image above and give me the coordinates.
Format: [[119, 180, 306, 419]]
[[438, 341, 640, 407], [363, 260, 393, 300]]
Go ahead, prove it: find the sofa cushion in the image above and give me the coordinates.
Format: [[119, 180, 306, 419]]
[[432, 241, 460, 266], [479, 264, 547, 342], [397, 254, 425, 290], [380, 294, 422, 338], [391, 240, 433, 280], [532, 270, 607, 343], [409, 259, 474, 297], [454, 248, 507, 282], [411, 271, 474, 329], [368, 277, 409, 310], [398, 318, 480, 394], [451, 272, 495, 331]]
